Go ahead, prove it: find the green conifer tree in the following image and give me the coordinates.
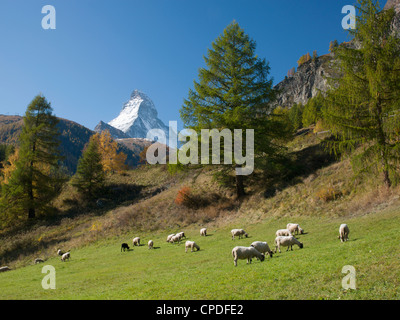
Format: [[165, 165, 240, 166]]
[[324, 0, 400, 187], [1, 95, 62, 220], [71, 135, 105, 199], [180, 21, 284, 198]]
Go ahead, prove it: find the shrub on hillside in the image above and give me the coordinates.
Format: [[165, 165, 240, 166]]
[[316, 186, 342, 202]]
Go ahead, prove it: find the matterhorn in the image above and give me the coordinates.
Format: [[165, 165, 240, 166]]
[[95, 90, 169, 141]]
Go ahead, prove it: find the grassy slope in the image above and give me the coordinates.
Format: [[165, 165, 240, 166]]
[[1, 204, 399, 300], [1, 132, 400, 300]]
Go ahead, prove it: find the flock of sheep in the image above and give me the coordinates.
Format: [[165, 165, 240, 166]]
[[113, 222, 350, 267], [231, 223, 305, 267], [231, 223, 350, 266]]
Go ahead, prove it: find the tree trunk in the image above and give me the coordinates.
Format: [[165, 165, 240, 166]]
[[383, 169, 392, 189], [235, 167, 245, 199]]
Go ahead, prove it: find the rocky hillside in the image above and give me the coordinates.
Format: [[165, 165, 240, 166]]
[[273, 54, 338, 108]]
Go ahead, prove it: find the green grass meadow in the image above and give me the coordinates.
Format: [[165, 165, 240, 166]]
[[1, 205, 399, 300]]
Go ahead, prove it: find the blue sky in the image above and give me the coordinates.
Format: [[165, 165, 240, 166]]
[[0, 0, 360, 131]]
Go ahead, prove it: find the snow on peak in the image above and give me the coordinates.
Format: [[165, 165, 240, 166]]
[[107, 90, 169, 140]]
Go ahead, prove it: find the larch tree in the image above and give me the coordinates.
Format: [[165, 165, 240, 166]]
[[71, 135, 105, 199], [324, 0, 400, 187], [95, 131, 127, 174], [180, 21, 285, 198], [0, 95, 62, 220]]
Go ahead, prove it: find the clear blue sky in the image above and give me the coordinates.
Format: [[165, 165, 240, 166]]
[[0, 0, 361, 131]]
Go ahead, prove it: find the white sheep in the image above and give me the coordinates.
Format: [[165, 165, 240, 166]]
[[176, 231, 186, 239], [250, 241, 274, 258], [170, 234, 182, 244], [232, 246, 265, 267], [148, 240, 154, 249], [231, 229, 249, 240], [339, 224, 350, 242], [274, 236, 303, 253], [275, 229, 293, 237], [166, 234, 175, 242], [185, 241, 200, 253], [200, 228, 207, 236], [286, 223, 304, 235], [132, 237, 141, 246], [61, 252, 70, 262]]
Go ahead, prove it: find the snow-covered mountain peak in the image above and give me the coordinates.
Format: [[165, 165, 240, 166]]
[[103, 90, 169, 141]]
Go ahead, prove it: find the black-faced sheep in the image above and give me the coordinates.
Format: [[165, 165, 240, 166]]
[[61, 252, 70, 262], [132, 237, 140, 246], [275, 229, 292, 237], [232, 246, 265, 266], [339, 224, 350, 242], [231, 229, 248, 240], [170, 234, 182, 244], [274, 236, 303, 253], [250, 241, 274, 258], [34, 258, 45, 264], [286, 223, 304, 235], [176, 232, 186, 239], [0, 266, 11, 272], [185, 241, 200, 253]]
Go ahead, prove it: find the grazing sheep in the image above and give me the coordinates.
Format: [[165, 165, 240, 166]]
[[231, 229, 249, 240], [61, 252, 70, 262], [166, 234, 175, 242], [250, 241, 274, 258], [176, 232, 186, 240], [0, 266, 11, 272], [35, 258, 45, 264], [200, 228, 207, 236], [274, 236, 303, 253], [148, 240, 154, 250], [232, 246, 265, 267], [132, 237, 141, 246], [185, 241, 200, 253], [121, 243, 130, 252], [286, 223, 304, 235], [170, 234, 182, 244], [339, 224, 350, 242], [57, 249, 64, 256], [275, 229, 293, 237]]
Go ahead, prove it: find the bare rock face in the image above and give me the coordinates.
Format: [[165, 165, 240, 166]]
[[273, 55, 338, 108]]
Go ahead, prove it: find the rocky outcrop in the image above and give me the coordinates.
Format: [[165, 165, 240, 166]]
[[273, 54, 338, 108]]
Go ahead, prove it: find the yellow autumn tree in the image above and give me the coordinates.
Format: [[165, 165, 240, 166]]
[[0, 148, 19, 185], [94, 131, 128, 174]]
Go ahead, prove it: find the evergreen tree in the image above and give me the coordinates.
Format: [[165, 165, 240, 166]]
[[324, 0, 400, 187], [180, 21, 284, 198], [71, 135, 105, 199], [302, 93, 324, 127], [329, 39, 339, 52], [288, 103, 304, 131], [1, 95, 62, 220]]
